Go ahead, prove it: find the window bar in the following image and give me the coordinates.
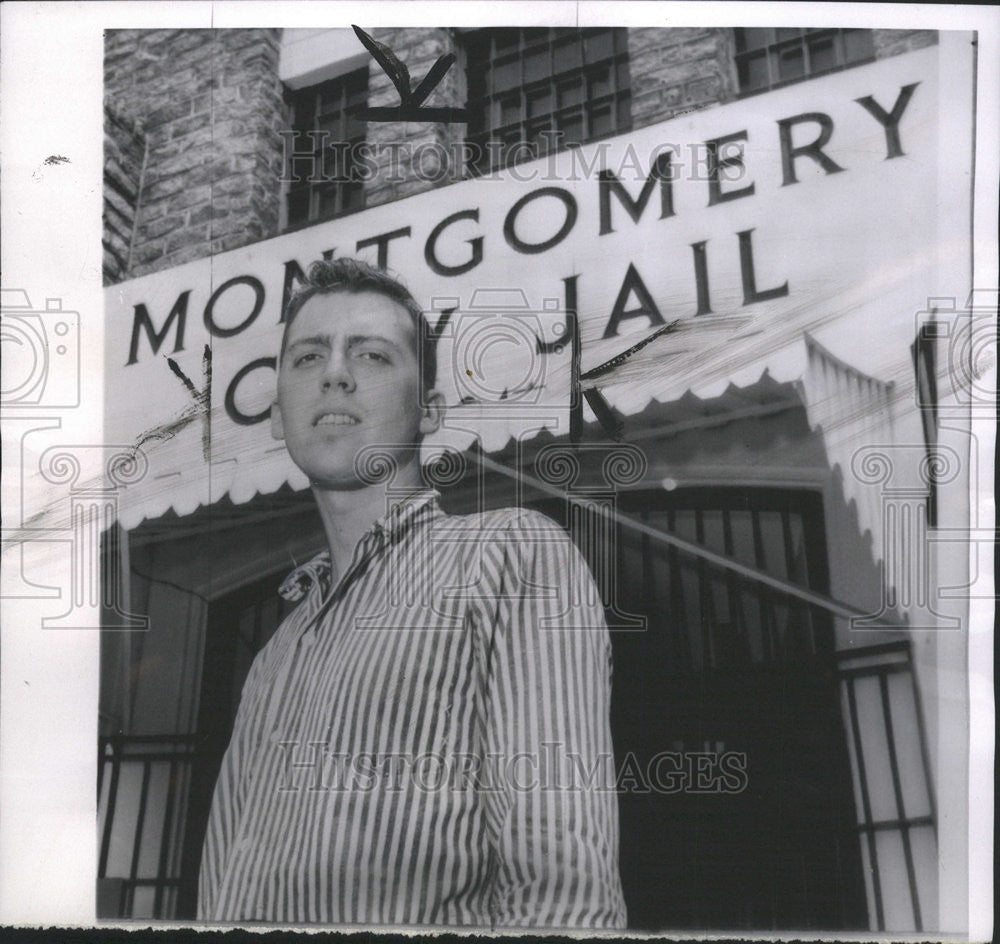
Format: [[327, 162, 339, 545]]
[[833, 30, 846, 70], [860, 815, 935, 833], [878, 671, 922, 930], [765, 36, 777, 91], [98, 741, 122, 878], [97, 740, 106, 797], [721, 508, 752, 663], [750, 510, 777, 661], [153, 754, 178, 919], [640, 512, 656, 643], [666, 508, 693, 670], [779, 507, 808, 658], [693, 509, 712, 668], [845, 676, 885, 930], [803, 30, 825, 76], [129, 759, 153, 891], [904, 647, 938, 835]]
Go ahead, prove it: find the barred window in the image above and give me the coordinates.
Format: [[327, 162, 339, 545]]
[[734, 28, 875, 94], [284, 68, 367, 229], [464, 28, 631, 175]]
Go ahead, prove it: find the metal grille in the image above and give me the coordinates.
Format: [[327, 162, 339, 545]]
[[97, 579, 296, 919], [593, 487, 867, 929], [284, 68, 368, 229], [734, 28, 875, 94], [616, 489, 834, 674], [838, 642, 936, 932], [464, 28, 631, 174], [97, 734, 197, 918]]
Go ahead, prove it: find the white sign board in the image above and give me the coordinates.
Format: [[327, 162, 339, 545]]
[[104, 47, 945, 527]]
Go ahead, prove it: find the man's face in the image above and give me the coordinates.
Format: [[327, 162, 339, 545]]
[[271, 290, 441, 488]]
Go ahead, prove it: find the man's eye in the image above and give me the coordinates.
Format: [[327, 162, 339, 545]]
[[357, 350, 390, 364], [293, 352, 322, 367]]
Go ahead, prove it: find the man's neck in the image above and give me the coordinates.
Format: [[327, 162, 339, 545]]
[[311, 457, 426, 579]]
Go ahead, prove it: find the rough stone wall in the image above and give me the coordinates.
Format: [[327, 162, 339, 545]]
[[626, 28, 739, 129], [872, 29, 939, 59], [363, 28, 467, 207], [625, 27, 939, 131], [103, 29, 288, 283], [103, 106, 146, 285]]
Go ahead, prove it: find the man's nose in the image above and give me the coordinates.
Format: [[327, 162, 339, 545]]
[[321, 352, 356, 392]]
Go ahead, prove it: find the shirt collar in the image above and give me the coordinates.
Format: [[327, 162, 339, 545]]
[[278, 488, 440, 602]]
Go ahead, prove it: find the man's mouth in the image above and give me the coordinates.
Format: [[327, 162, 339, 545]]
[[315, 412, 360, 427]]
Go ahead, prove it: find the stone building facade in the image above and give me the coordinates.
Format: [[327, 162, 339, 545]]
[[104, 26, 937, 283]]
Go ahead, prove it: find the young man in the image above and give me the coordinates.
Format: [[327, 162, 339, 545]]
[[197, 258, 626, 929]]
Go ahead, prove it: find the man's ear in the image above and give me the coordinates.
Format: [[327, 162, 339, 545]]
[[270, 401, 284, 440], [419, 388, 446, 437]]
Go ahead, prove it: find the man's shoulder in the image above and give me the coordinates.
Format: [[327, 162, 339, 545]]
[[438, 505, 588, 570], [442, 505, 569, 540]]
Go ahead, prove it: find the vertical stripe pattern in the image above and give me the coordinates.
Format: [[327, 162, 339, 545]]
[[198, 491, 626, 929]]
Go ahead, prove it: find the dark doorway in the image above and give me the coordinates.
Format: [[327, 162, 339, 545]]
[[173, 573, 295, 917], [533, 486, 868, 930]]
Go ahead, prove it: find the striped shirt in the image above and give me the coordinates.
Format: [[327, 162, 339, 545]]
[[197, 489, 626, 929]]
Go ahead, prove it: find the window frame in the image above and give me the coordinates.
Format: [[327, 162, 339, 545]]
[[282, 66, 369, 232], [463, 27, 632, 176], [733, 27, 877, 98]]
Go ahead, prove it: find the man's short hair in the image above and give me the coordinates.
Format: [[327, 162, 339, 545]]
[[281, 257, 437, 390]]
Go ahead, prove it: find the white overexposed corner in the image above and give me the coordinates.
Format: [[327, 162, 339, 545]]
[[963, 11, 1000, 944], [929, 25, 996, 943]]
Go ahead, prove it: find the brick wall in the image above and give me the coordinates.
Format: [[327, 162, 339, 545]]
[[103, 106, 146, 285], [104, 29, 288, 283], [363, 28, 467, 207], [625, 27, 938, 131], [627, 28, 739, 128], [872, 29, 938, 59]]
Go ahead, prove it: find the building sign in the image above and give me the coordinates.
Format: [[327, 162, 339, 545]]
[[106, 47, 943, 527]]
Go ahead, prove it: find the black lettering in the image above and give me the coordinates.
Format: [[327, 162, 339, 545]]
[[777, 112, 845, 185], [420, 305, 456, 391], [356, 226, 411, 269], [424, 210, 483, 277], [537, 274, 578, 355], [281, 250, 335, 322], [126, 292, 190, 366], [225, 356, 277, 426], [204, 276, 265, 338], [603, 263, 665, 339], [738, 229, 789, 306], [691, 241, 712, 315], [598, 151, 675, 235], [705, 130, 755, 206], [565, 274, 583, 444], [855, 83, 919, 159], [503, 187, 577, 254]]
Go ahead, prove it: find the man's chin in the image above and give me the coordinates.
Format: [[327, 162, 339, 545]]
[[300, 448, 421, 491], [308, 473, 370, 492]]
